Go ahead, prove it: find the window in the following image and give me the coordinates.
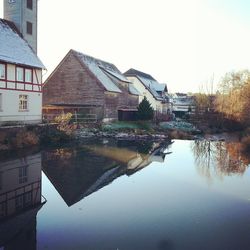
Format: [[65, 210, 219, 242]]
[[26, 21, 32, 35], [25, 69, 32, 83], [0, 172, 2, 190], [19, 95, 28, 111], [19, 165, 28, 184], [16, 67, 24, 81], [0, 94, 2, 111], [27, 0, 33, 10], [0, 64, 5, 79]]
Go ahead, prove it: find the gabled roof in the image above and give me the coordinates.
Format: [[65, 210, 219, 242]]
[[0, 19, 45, 69], [100, 66, 140, 95], [124, 68, 168, 101], [72, 50, 123, 93], [129, 84, 141, 96], [124, 68, 156, 81], [100, 67, 130, 83], [137, 76, 163, 100]]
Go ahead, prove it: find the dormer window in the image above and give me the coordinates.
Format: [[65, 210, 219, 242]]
[[27, 0, 33, 10]]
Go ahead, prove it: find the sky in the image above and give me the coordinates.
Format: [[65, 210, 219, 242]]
[[1, 0, 250, 93]]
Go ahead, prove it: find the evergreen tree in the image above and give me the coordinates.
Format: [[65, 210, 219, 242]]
[[137, 97, 154, 120]]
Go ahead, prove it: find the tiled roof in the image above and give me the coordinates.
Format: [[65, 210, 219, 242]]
[[0, 19, 45, 69], [73, 50, 122, 93], [137, 76, 163, 100], [124, 68, 168, 100], [100, 67, 131, 83], [129, 84, 141, 96], [124, 68, 156, 81]]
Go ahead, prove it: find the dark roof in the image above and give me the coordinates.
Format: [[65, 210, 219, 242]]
[[124, 68, 156, 81]]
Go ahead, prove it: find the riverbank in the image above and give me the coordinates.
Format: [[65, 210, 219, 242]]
[[0, 120, 201, 151]]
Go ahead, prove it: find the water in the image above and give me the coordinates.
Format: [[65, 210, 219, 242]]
[[1, 138, 250, 250]]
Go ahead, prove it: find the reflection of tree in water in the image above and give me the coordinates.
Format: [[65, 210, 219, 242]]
[[191, 140, 250, 181], [137, 141, 154, 154]]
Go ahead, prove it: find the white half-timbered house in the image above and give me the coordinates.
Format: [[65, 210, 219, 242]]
[[0, 19, 44, 124], [0, 0, 45, 124]]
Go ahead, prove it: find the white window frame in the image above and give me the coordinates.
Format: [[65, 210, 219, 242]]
[[0, 64, 5, 79], [16, 67, 24, 82], [19, 95, 28, 111], [25, 69, 32, 83]]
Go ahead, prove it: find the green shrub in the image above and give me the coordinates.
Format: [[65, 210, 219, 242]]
[[137, 97, 154, 121]]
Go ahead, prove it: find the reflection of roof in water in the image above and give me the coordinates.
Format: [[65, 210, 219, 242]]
[[42, 148, 120, 206], [42, 141, 172, 206]]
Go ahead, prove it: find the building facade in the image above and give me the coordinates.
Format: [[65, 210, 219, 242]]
[[124, 69, 172, 115], [170, 93, 196, 117], [43, 50, 139, 122], [0, 152, 45, 248], [0, 0, 45, 124]]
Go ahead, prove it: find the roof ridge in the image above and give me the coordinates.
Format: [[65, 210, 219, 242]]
[[71, 49, 120, 73], [124, 68, 156, 81]]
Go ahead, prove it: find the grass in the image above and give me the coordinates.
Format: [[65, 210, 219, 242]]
[[102, 121, 153, 131]]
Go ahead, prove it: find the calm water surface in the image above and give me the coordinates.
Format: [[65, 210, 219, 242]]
[[1, 138, 250, 250]]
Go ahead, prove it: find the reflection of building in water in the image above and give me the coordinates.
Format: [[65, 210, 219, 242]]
[[42, 140, 171, 206], [0, 153, 46, 249]]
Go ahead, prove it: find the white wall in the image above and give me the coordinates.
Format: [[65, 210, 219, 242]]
[[0, 89, 42, 122], [0, 63, 42, 123], [126, 76, 162, 111]]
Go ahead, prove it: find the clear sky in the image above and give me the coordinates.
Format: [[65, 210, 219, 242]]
[[1, 0, 250, 93]]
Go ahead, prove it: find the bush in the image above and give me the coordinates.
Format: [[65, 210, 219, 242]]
[[137, 97, 154, 121], [54, 112, 77, 136], [14, 131, 39, 148], [39, 125, 72, 144]]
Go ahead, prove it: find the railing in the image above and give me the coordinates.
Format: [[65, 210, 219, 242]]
[[0, 113, 98, 126], [0, 181, 42, 219], [42, 113, 97, 124]]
